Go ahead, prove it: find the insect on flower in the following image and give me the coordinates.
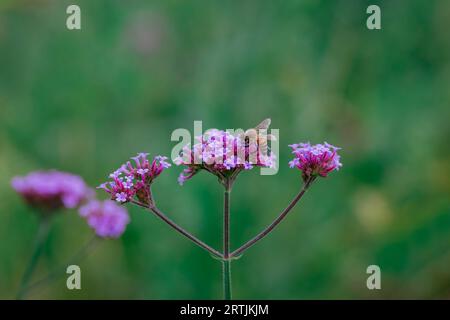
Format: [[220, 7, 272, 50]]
[[240, 118, 277, 159], [174, 119, 277, 187]]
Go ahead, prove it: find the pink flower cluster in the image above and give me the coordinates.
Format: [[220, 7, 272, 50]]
[[289, 142, 342, 181], [174, 129, 276, 185], [79, 200, 130, 238], [98, 153, 171, 204], [11, 171, 92, 212]]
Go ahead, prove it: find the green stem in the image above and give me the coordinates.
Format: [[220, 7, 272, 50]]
[[223, 259, 232, 300], [16, 218, 51, 299], [24, 235, 99, 297], [230, 177, 315, 258], [130, 200, 222, 259], [223, 182, 232, 300]]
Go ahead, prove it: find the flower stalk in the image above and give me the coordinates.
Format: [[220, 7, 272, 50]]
[[230, 177, 315, 258], [16, 217, 51, 299], [23, 235, 100, 297], [131, 200, 222, 258], [223, 259, 232, 300], [223, 179, 232, 300]]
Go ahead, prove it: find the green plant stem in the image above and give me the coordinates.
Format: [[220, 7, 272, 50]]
[[130, 200, 222, 258], [24, 235, 100, 297], [223, 259, 232, 300], [230, 177, 314, 258], [223, 183, 232, 300], [16, 217, 51, 299], [149, 206, 223, 258]]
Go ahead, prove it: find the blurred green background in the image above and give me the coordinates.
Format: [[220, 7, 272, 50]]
[[1, 0, 449, 299]]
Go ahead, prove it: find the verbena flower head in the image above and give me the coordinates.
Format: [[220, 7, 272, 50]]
[[98, 153, 171, 205], [174, 129, 276, 186], [289, 142, 342, 181], [11, 170, 92, 213], [79, 200, 130, 238]]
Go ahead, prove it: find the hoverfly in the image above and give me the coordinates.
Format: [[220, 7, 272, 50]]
[[241, 118, 276, 161]]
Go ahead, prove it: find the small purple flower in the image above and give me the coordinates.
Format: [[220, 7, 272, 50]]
[[243, 162, 253, 170], [137, 168, 149, 176], [11, 170, 93, 213], [155, 156, 171, 168], [79, 200, 130, 238], [289, 142, 342, 181], [98, 153, 171, 205], [122, 180, 133, 189], [109, 169, 122, 179], [115, 192, 128, 203], [177, 167, 199, 186]]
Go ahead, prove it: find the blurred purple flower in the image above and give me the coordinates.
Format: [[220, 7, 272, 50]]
[[11, 171, 92, 212], [79, 200, 130, 238], [98, 153, 171, 205], [289, 142, 342, 181]]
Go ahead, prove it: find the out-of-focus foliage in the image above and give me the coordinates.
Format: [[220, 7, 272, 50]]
[[0, 0, 449, 299]]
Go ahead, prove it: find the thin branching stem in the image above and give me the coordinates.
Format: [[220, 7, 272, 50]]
[[131, 200, 222, 258], [230, 177, 315, 258]]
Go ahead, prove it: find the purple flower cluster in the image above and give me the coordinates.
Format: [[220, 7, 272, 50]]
[[98, 153, 171, 204], [289, 142, 342, 181], [11, 171, 92, 212], [79, 200, 130, 238], [174, 129, 276, 185]]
